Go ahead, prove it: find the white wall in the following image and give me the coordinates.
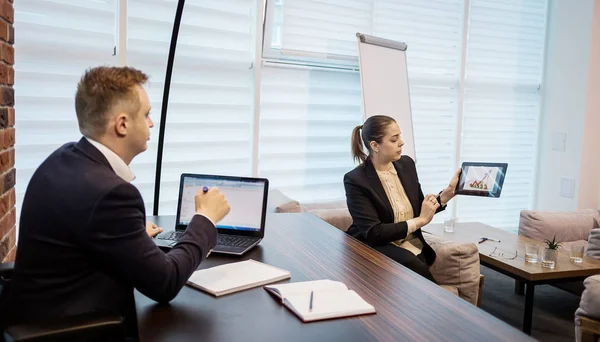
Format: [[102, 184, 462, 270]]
[[578, 0, 600, 210], [535, 0, 594, 210]]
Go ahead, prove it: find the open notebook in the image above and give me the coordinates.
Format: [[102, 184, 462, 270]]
[[187, 259, 290, 297], [264, 279, 376, 322]]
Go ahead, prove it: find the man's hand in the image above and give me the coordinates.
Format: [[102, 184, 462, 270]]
[[146, 221, 163, 238], [195, 187, 231, 224]]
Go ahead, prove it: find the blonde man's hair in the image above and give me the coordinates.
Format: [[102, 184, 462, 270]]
[[75, 66, 149, 138]]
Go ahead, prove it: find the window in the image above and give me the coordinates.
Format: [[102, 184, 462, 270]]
[[258, 65, 362, 203], [128, 0, 257, 213], [263, 0, 464, 215], [264, 0, 547, 230], [14, 0, 117, 218], [14, 0, 256, 217], [457, 0, 547, 231], [371, 0, 464, 212], [127, 0, 177, 211], [273, 0, 372, 58], [14, 0, 548, 232]]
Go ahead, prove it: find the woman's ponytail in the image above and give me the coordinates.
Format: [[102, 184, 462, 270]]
[[351, 125, 367, 164]]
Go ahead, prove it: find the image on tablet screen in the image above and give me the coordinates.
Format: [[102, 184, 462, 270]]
[[464, 167, 498, 192]]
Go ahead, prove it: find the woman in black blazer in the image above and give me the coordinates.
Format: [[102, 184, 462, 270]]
[[344, 115, 460, 283]]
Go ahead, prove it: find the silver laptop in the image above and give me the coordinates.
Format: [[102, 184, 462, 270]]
[[155, 173, 269, 256]]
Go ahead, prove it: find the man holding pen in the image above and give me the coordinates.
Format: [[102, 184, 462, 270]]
[[0, 66, 231, 340]]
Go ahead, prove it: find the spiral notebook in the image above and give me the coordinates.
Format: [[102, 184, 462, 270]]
[[264, 279, 376, 322]]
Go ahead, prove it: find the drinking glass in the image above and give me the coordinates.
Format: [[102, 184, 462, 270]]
[[444, 217, 456, 233], [541, 248, 557, 269], [525, 244, 539, 263], [570, 244, 584, 264]]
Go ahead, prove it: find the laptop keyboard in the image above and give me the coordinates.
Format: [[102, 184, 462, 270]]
[[217, 235, 256, 248], [157, 231, 186, 241], [158, 231, 256, 248]]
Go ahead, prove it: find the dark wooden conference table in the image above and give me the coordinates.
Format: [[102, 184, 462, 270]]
[[136, 213, 532, 342]]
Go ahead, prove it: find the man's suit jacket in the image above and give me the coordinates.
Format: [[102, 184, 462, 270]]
[[1, 138, 217, 338], [343, 156, 444, 266]]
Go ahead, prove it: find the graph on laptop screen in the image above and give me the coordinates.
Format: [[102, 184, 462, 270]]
[[178, 176, 265, 231]]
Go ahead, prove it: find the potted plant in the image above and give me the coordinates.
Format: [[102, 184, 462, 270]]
[[541, 235, 562, 269]]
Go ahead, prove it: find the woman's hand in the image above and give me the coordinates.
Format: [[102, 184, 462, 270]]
[[416, 194, 440, 227], [440, 168, 461, 204]]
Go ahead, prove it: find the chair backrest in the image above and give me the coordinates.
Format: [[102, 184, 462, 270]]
[[0, 263, 131, 341], [587, 229, 600, 259], [267, 189, 302, 213], [0, 262, 14, 312], [518, 209, 600, 243], [0, 262, 14, 336]]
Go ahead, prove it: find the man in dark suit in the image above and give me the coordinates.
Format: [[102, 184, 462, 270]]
[[0, 66, 230, 339]]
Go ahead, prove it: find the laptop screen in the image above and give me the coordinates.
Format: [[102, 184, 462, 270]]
[[177, 174, 267, 233]]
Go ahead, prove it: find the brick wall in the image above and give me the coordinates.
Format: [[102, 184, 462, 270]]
[[0, 0, 15, 263]]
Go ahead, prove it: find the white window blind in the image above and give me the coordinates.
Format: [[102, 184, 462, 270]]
[[14, 0, 256, 217], [14, 0, 117, 218], [464, 0, 546, 86], [373, 0, 464, 78], [458, 0, 547, 231], [128, 0, 256, 214], [258, 65, 362, 203], [372, 0, 464, 222], [13, 0, 549, 232], [278, 0, 372, 58], [127, 0, 176, 213], [265, 0, 464, 209]]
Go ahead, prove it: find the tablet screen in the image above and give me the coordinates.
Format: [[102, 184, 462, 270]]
[[455, 162, 508, 198]]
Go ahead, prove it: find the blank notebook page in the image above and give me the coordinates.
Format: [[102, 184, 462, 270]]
[[285, 290, 375, 322], [267, 279, 347, 299]]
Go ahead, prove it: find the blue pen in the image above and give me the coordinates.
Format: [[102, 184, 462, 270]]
[[202, 186, 209, 193]]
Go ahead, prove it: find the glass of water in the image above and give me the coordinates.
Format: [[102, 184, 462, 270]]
[[570, 244, 584, 263], [525, 244, 539, 263], [541, 248, 557, 269], [444, 216, 456, 233]]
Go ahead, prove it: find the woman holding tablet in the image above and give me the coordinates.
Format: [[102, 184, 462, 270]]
[[344, 115, 460, 283]]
